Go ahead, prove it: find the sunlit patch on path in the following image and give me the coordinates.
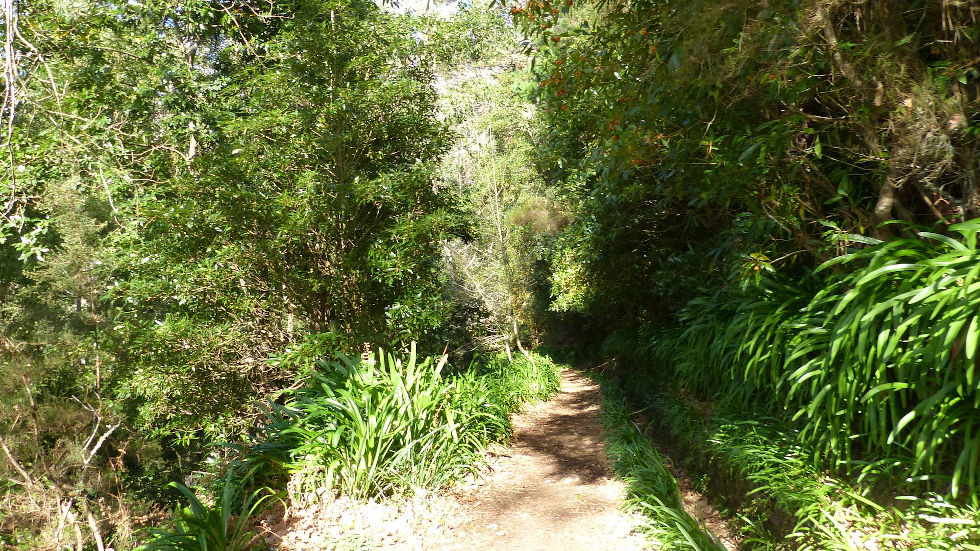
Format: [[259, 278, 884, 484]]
[[437, 369, 647, 550]]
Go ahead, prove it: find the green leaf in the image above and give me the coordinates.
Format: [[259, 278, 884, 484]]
[[861, 382, 910, 403], [966, 315, 979, 360]]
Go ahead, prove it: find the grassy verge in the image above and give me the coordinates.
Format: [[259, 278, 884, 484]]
[[632, 380, 980, 550], [597, 376, 725, 550], [139, 346, 562, 550]]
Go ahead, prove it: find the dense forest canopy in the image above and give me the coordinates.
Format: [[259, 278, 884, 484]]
[[2, 0, 980, 548]]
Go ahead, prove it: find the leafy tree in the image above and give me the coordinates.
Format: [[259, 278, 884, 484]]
[[1, 0, 472, 546], [516, 0, 978, 320]]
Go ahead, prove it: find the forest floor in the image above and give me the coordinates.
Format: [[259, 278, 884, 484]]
[[261, 369, 649, 550]]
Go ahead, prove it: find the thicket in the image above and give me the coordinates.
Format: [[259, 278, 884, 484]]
[[520, 0, 978, 322], [437, 46, 569, 357], [670, 221, 980, 498], [0, 0, 522, 547], [514, 0, 980, 541]]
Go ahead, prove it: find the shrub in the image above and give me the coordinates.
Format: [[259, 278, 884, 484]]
[[141, 473, 273, 551]]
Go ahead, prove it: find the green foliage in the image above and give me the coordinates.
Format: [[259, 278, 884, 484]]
[[4, 0, 473, 443], [666, 221, 980, 499], [409, 4, 513, 68], [480, 352, 562, 412], [1, 0, 504, 545], [520, 0, 979, 324], [518, 0, 980, 517], [623, 381, 980, 550], [598, 380, 724, 550], [708, 417, 878, 549], [141, 473, 273, 551], [100, 0, 471, 444], [267, 332, 347, 381], [237, 346, 561, 500], [707, 418, 980, 550], [439, 53, 564, 352], [171, 0, 462, 334], [525, 0, 980, 520], [283, 346, 505, 498]]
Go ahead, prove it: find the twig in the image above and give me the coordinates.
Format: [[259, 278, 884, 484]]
[[0, 432, 34, 487], [82, 413, 101, 453], [21, 375, 43, 462], [815, 5, 864, 87], [97, 165, 119, 215], [80, 499, 106, 551], [84, 423, 120, 467], [912, 181, 952, 226], [64, 501, 84, 551]]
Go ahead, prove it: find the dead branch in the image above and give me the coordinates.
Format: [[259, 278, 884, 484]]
[[84, 423, 120, 467], [0, 432, 34, 487], [815, 5, 864, 87]]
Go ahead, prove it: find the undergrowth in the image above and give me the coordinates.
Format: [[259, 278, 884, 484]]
[[253, 345, 561, 499], [709, 415, 980, 549], [671, 220, 980, 499], [141, 346, 562, 548], [597, 378, 724, 550], [140, 473, 273, 551], [626, 376, 980, 549]]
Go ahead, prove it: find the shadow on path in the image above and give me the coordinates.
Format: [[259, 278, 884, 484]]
[[440, 369, 647, 551]]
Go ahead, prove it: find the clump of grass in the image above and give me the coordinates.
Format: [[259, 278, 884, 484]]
[[277, 344, 506, 499], [706, 416, 877, 549], [480, 352, 562, 413], [638, 386, 980, 549], [140, 472, 273, 551], [597, 222, 980, 547], [238, 345, 562, 500], [598, 380, 725, 550], [705, 417, 980, 550]]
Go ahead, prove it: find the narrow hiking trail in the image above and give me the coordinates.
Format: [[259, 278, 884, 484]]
[[262, 369, 650, 550], [437, 369, 647, 550]]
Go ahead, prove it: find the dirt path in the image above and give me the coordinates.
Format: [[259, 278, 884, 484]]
[[262, 369, 650, 550], [438, 369, 647, 550]]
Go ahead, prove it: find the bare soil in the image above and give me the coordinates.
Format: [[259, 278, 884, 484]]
[[437, 369, 647, 550]]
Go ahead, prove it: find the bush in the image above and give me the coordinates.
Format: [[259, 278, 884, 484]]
[[141, 473, 273, 551]]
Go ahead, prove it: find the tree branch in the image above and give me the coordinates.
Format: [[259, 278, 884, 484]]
[[815, 5, 863, 87], [0, 433, 34, 487]]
